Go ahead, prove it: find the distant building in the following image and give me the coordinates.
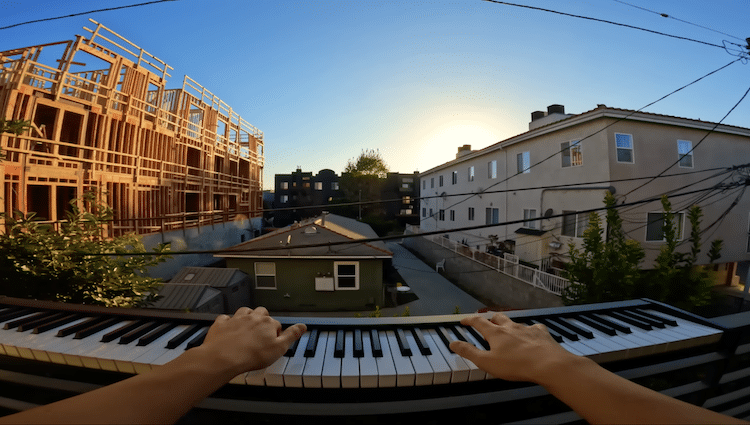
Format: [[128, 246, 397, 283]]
[[151, 267, 251, 313], [216, 213, 392, 312], [382, 172, 420, 225], [419, 104, 750, 282], [273, 168, 343, 227]]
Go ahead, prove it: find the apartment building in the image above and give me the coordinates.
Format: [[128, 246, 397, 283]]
[[273, 168, 343, 227], [419, 104, 750, 273], [0, 20, 264, 237]]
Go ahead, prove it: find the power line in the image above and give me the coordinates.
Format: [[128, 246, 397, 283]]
[[611, 0, 746, 42], [482, 0, 725, 49], [0, 0, 178, 31]]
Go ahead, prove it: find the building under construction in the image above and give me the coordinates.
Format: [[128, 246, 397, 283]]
[[0, 20, 264, 237]]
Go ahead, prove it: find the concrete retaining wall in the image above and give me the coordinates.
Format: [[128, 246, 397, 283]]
[[403, 235, 563, 310]]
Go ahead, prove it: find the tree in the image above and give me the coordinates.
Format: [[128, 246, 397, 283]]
[[0, 119, 31, 135], [563, 191, 645, 304], [338, 149, 389, 219], [0, 193, 170, 307]]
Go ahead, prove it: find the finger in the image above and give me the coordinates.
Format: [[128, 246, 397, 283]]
[[490, 313, 512, 325], [278, 323, 307, 344], [234, 306, 252, 315], [449, 340, 483, 361], [461, 315, 499, 337], [253, 306, 270, 316], [215, 314, 230, 323]]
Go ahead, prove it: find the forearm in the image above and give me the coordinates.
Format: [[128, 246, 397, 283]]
[[1, 347, 235, 424], [540, 354, 745, 425]]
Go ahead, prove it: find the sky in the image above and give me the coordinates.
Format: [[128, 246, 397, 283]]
[[1, 0, 748, 189]]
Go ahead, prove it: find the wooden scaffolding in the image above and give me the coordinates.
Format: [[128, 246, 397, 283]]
[[0, 20, 264, 236]]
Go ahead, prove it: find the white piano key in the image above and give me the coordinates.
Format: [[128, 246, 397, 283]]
[[374, 331, 397, 388], [119, 325, 194, 374], [53, 320, 135, 368], [420, 331, 452, 385], [282, 332, 310, 388], [403, 332, 434, 386], [341, 331, 359, 388], [385, 330, 415, 387], [0, 312, 44, 357], [321, 331, 341, 388], [442, 327, 484, 381], [264, 354, 289, 387], [15, 317, 93, 361], [426, 329, 470, 383], [457, 327, 489, 380], [302, 330, 328, 388], [642, 310, 723, 339], [359, 331, 379, 388]]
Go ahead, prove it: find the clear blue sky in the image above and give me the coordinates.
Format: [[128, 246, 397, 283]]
[[2, 1, 748, 189]]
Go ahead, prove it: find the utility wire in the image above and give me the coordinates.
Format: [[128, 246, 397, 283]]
[[482, 0, 725, 49], [0, 0, 178, 31], [612, 0, 746, 42]]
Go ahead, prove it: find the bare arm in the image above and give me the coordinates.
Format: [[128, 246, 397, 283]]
[[0, 307, 306, 424], [450, 313, 746, 425]]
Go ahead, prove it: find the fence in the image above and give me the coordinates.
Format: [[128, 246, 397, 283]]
[[424, 233, 571, 296]]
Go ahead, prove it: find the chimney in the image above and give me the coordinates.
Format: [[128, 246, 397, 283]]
[[530, 111, 545, 121], [321, 211, 328, 227], [456, 144, 472, 159], [547, 104, 565, 115]]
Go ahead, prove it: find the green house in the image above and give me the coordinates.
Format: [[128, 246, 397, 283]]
[[216, 214, 392, 312]]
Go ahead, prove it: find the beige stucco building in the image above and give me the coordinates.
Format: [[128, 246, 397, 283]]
[[419, 104, 750, 279]]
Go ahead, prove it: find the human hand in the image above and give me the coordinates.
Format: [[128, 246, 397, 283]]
[[449, 313, 577, 384], [199, 306, 306, 377]]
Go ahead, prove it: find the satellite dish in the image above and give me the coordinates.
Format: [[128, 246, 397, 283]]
[[440, 192, 447, 200], [544, 209, 554, 218]]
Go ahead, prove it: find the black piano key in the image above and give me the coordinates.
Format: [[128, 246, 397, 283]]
[[57, 316, 99, 337], [186, 329, 208, 349], [621, 310, 666, 328], [334, 330, 345, 358], [137, 322, 177, 346], [369, 329, 383, 357], [634, 309, 678, 327], [33, 313, 83, 334], [448, 325, 468, 343], [531, 320, 563, 343], [0, 307, 32, 323], [119, 321, 160, 344], [576, 315, 617, 336], [395, 328, 412, 356], [18, 312, 68, 332], [166, 324, 203, 349], [304, 329, 320, 357], [436, 327, 455, 351], [608, 311, 652, 331], [3, 311, 51, 330], [464, 326, 490, 350], [554, 317, 594, 339], [353, 329, 364, 358], [539, 318, 579, 341], [411, 328, 431, 355], [100, 320, 146, 343], [285, 335, 301, 357], [75, 317, 121, 339], [453, 326, 478, 347], [589, 313, 632, 334]]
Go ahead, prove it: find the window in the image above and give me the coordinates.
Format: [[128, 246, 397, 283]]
[[431, 178, 435, 188], [450, 210, 455, 221], [488, 160, 497, 179], [646, 212, 685, 241], [678, 140, 693, 168], [334, 262, 359, 290], [452, 171, 458, 185], [303, 182, 310, 188], [439, 175, 444, 187], [254, 262, 276, 289], [486, 208, 499, 225], [422, 180, 426, 190], [468, 207, 475, 221], [422, 207, 426, 218], [468, 166, 475, 182], [331, 182, 339, 190], [523, 209, 538, 229], [401, 183, 410, 189], [281, 181, 289, 190], [403, 196, 411, 204], [561, 211, 589, 238], [561, 140, 582, 167], [517, 152, 530, 174], [439, 209, 445, 221], [403, 178, 413, 183], [615, 133, 634, 163], [429, 208, 433, 218], [281, 195, 288, 203], [314, 182, 323, 190]]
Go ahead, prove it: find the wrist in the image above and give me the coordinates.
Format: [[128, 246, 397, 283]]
[[530, 348, 593, 387]]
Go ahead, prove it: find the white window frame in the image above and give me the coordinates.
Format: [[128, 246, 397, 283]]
[[486, 207, 499, 225], [677, 140, 693, 168], [452, 171, 458, 185], [450, 210, 455, 221], [488, 160, 497, 179], [561, 140, 582, 168], [645, 211, 685, 242], [281, 195, 288, 203], [523, 208, 538, 229], [615, 133, 634, 164], [517, 151, 530, 174], [439, 209, 445, 221], [254, 262, 277, 289], [431, 177, 435, 188], [439, 175, 444, 187], [468, 166, 475, 182], [314, 181, 323, 190], [561, 210, 589, 238], [281, 181, 289, 190], [334, 261, 359, 290], [468, 207, 475, 221]]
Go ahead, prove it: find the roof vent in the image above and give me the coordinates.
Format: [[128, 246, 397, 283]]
[[531, 111, 545, 121], [303, 226, 318, 234], [547, 104, 565, 115]]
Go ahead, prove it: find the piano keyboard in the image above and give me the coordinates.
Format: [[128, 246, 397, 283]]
[[0, 297, 724, 389]]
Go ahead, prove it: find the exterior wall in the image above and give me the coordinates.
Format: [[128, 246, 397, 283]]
[[0, 22, 264, 237], [224, 258, 384, 312]]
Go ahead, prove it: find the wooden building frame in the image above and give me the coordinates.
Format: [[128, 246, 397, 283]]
[[0, 19, 264, 236]]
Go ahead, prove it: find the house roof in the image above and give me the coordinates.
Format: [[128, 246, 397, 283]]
[[169, 267, 247, 288], [216, 213, 393, 259], [151, 284, 222, 310]]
